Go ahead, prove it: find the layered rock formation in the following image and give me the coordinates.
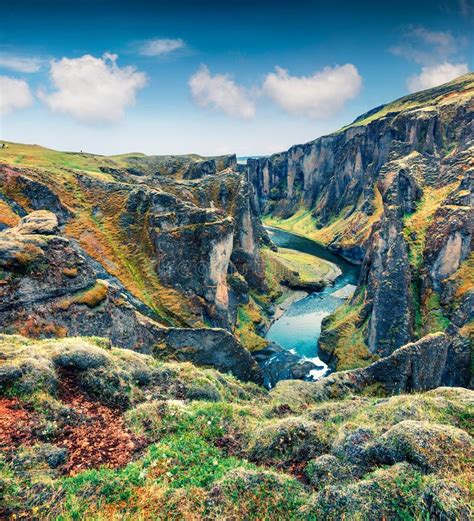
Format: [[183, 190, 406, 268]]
[[250, 74, 473, 370], [0, 146, 266, 326], [0, 151, 265, 383]]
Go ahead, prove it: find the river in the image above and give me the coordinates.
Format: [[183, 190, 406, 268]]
[[265, 226, 359, 378]]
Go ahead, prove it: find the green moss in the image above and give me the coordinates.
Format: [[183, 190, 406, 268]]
[[234, 299, 269, 351], [319, 289, 377, 370], [402, 184, 457, 269], [424, 291, 450, 333], [1, 336, 472, 519]]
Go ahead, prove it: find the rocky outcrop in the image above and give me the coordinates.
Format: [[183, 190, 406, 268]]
[[0, 147, 267, 332], [357, 332, 471, 393], [253, 342, 328, 389], [152, 327, 263, 383], [294, 332, 471, 401], [105, 152, 236, 179], [0, 211, 263, 384], [0, 169, 73, 224], [183, 159, 216, 179]]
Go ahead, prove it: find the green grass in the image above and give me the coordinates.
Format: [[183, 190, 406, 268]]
[[1, 334, 472, 520], [403, 184, 457, 269], [234, 300, 269, 351], [340, 73, 474, 130], [318, 289, 377, 370], [266, 247, 335, 284], [424, 291, 450, 334]]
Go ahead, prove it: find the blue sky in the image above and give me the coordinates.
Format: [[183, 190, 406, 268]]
[[0, 0, 472, 156]]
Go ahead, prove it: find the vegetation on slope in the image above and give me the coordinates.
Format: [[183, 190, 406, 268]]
[[318, 289, 376, 370], [263, 185, 383, 252], [0, 142, 232, 179], [1, 335, 472, 519], [262, 246, 339, 290], [402, 183, 458, 269], [234, 298, 270, 352], [343, 72, 474, 130]]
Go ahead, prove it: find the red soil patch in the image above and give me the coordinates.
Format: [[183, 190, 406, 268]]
[[287, 461, 308, 482], [56, 375, 146, 475], [0, 397, 35, 451], [0, 376, 146, 475]]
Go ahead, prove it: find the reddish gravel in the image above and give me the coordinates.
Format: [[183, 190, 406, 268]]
[[56, 374, 146, 475], [0, 397, 35, 451], [0, 376, 146, 475]]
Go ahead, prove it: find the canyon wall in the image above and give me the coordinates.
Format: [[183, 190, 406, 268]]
[[249, 74, 473, 369], [0, 149, 266, 382]]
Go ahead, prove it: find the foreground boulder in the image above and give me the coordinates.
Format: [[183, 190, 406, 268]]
[[371, 420, 473, 472], [152, 327, 263, 384]]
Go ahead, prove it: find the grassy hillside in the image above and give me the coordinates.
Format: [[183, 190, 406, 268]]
[[343, 72, 474, 130], [1, 335, 472, 519]]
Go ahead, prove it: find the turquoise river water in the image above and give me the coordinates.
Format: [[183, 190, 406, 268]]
[[265, 227, 359, 373]]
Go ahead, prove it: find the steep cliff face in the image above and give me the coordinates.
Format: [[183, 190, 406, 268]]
[[0, 147, 265, 330], [0, 210, 263, 383], [250, 74, 473, 368], [0, 144, 268, 380]]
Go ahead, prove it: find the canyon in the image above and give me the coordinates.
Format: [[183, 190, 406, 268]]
[[0, 73, 472, 519]]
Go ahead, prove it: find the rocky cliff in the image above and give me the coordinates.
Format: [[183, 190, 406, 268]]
[[250, 74, 473, 370], [0, 75, 472, 385], [0, 145, 267, 382], [1, 77, 473, 520]]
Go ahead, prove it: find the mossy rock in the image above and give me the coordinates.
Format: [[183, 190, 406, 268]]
[[208, 468, 310, 520], [305, 454, 356, 489], [247, 417, 327, 464], [12, 443, 68, 471], [371, 420, 473, 472], [306, 463, 431, 520]]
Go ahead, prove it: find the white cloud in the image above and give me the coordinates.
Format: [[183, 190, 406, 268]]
[[390, 27, 460, 66], [407, 62, 469, 92], [0, 54, 43, 73], [139, 38, 185, 56], [189, 65, 256, 119], [0, 76, 34, 115], [391, 25, 470, 93], [38, 53, 147, 124], [262, 64, 362, 119]]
